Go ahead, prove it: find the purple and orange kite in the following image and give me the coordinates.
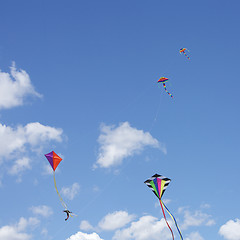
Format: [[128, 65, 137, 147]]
[[45, 151, 75, 221]]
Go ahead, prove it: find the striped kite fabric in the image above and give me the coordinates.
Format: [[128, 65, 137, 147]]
[[144, 174, 171, 199]]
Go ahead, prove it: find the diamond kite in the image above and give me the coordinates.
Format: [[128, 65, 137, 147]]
[[45, 151, 75, 221], [144, 174, 183, 240], [45, 151, 62, 171]]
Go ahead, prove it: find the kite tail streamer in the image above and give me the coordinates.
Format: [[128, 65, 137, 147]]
[[53, 171, 68, 210], [163, 83, 173, 98], [184, 53, 190, 60], [161, 200, 184, 240], [159, 199, 174, 240]]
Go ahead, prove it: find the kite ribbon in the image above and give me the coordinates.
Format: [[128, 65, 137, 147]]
[[53, 171, 68, 210], [183, 52, 190, 60], [163, 83, 173, 98], [159, 199, 174, 240], [161, 200, 184, 240]]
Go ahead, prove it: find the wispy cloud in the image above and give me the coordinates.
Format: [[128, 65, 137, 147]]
[[0, 62, 42, 110], [61, 182, 80, 200], [30, 205, 53, 218], [8, 157, 31, 175], [185, 231, 204, 240], [8, 157, 31, 182], [80, 220, 94, 231], [94, 122, 165, 168], [219, 218, 240, 240], [178, 207, 215, 230]]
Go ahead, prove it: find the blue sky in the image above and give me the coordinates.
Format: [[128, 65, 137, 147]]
[[0, 0, 240, 239]]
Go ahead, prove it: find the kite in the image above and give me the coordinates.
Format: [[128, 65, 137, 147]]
[[158, 77, 173, 98], [44, 151, 75, 221], [63, 210, 72, 221], [179, 48, 190, 60], [144, 174, 183, 240]]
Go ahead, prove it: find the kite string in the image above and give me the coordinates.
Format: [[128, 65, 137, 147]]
[[161, 201, 184, 240], [159, 199, 174, 240], [53, 171, 68, 210], [148, 95, 162, 132]]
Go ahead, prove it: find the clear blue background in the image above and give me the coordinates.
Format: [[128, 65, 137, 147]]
[[0, 0, 239, 239]]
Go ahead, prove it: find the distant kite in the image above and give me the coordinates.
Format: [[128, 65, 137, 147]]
[[158, 77, 173, 98], [144, 174, 183, 240], [45, 151, 75, 221], [179, 48, 190, 60]]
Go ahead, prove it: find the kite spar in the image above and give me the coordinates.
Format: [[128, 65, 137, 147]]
[[144, 174, 183, 240]]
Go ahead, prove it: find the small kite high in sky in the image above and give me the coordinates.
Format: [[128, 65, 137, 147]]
[[158, 77, 173, 98], [179, 48, 190, 60], [45, 151, 75, 221], [144, 174, 183, 240]]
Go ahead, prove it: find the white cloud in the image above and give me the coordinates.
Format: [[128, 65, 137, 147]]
[[8, 157, 31, 176], [185, 231, 204, 240], [0, 217, 39, 240], [98, 211, 136, 231], [25, 122, 63, 145], [179, 207, 215, 230], [61, 182, 80, 200], [0, 62, 42, 110], [94, 122, 164, 168], [30, 205, 53, 218], [0, 225, 31, 240], [17, 217, 39, 231], [113, 215, 173, 240], [80, 220, 94, 231], [66, 231, 104, 240], [0, 122, 63, 161], [219, 219, 240, 240]]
